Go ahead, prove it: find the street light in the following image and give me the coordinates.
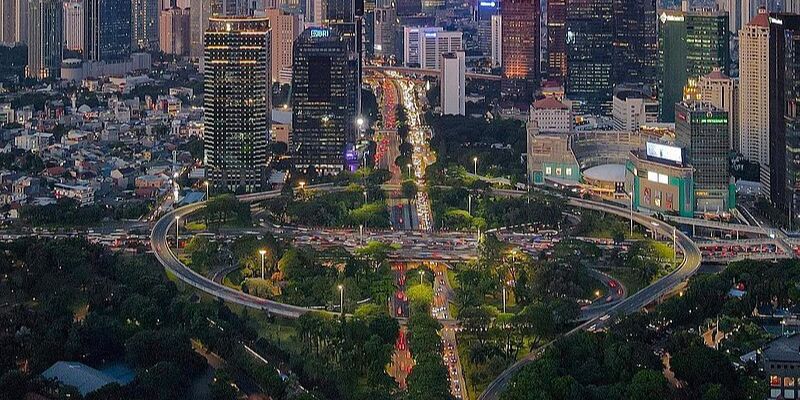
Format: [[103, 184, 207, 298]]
[[259, 249, 267, 280], [359, 224, 364, 244], [174, 216, 180, 248], [473, 157, 478, 176], [338, 284, 344, 316], [468, 194, 472, 216], [406, 163, 412, 178], [299, 181, 306, 190], [419, 269, 424, 285], [672, 227, 677, 267], [502, 284, 507, 313], [204, 181, 210, 200], [628, 191, 634, 236], [363, 190, 368, 205]]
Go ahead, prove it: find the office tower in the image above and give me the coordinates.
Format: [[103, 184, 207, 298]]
[[374, 6, 396, 58], [491, 14, 502, 67], [611, 87, 658, 132], [500, 0, 539, 100], [1, 0, 28, 44], [159, 7, 190, 55], [395, 0, 419, 16], [565, 0, 613, 115], [322, 0, 353, 23], [63, 0, 84, 52], [546, 0, 565, 83], [675, 101, 733, 212], [403, 27, 462, 69], [204, 16, 271, 193], [699, 68, 738, 152], [739, 9, 770, 182], [786, 21, 800, 221], [190, 0, 223, 60], [476, 0, 498, 56], [292, 27, 358, 174], [131, 0, 158, 50], [266, 8, 302, 83], [441, 51, 465, 116], [27, 0, 62, 79], [612, 0, 656, 87], [84, 0, 132, 61], [657, 9, 729, 122]]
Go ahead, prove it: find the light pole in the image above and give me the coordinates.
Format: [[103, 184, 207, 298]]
[[259, 249, 266, 280], [502, 284, 507, 313], [363, 190, 368, 205], [204, 181, 209, 200], [175, 216, 180, 248], [338, 284, 344, 316], [419, 269, 424, 285], [407, 164, 412, 178], [672, 227, 677, 267], [468, 194, 472, 216], [359, 224, 364, 244], [473, 157, 478, 176]]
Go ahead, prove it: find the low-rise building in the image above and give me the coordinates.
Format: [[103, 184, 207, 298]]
[[626, 142, 694, 218], [762, 334, 800, 400], [529, 97, 573, 133], [53, 183, 95, 205]]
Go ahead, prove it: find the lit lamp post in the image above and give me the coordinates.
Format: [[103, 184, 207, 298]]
[[174, 216, 180, 248], [359, 224, 364, 244], [628, 191, 634, 236], [407, 164, 412, 178], [338, 284, 344, 316], [259, 249, 267, 280], [468, 194, 472, 216], [204, 181, 210, 200], [419, 269, 424, 285], [672, 227, 677, 267], [473, 157, 478, 176], [502, 283, 507, 313], [363, 190, 368, 205]]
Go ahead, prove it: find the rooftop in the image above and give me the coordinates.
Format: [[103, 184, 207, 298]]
[[41, 361, 125, 396], [532, 96, 569, 111], [763, 334, 800, 364]]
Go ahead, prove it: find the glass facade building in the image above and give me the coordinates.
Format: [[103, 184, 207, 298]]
[[500, 0, 540, 100], [565, 0, 613, 115], [84, 0, 131, 61], [203, 16, 272, 193]]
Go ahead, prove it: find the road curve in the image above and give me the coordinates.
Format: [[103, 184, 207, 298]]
[[477, 193, 702, 400]]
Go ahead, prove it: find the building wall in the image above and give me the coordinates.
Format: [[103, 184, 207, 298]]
[[28, 0, 63, 79], [159, 7, 190, 56], [500, 0, 539, 99], [266, 8, 302, 84], [63, 1, 83, 52], [490, 14, 502, 67], [440, 51, 465, 115]]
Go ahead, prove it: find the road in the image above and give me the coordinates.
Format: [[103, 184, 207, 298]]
[[433, 264, 467, 399], [477, 193, 702, 400]]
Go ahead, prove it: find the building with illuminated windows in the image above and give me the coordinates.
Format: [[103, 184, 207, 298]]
[[500, 0, 539, 100], [565, 0, 613, 115], [762, 334, 800, 400], [291, 27, 358, 174], [626, 143, 695, 218], [675, 101, 734, 212], [203, 16, 271, 193], [546, 0, 565, 84], [403, 27, 462, 70], [84, 0, 131, 62], [27, 0, 62, 79]]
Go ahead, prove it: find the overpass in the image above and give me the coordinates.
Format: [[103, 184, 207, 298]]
[[364, 65, 502, 81]]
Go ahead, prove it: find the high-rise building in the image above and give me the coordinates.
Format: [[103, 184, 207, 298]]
[[500, 0, 539, 100], [475, 0, 498, 56], [699, 68, 738, 152], [373, 6, 396, 58], [611, 87, 658, 132], [265, 8, 302, 84], [491, 14, 502, 67], [63, 0, 83, 52], [203, 16, 271, 193], [546, 0, 565, 83], [785, 20, 800, 222], [403, 27, 462, 69], [675, 101, 733, 212], [27, 0, 62, 79], [612, 0, 656, 87], [131, 0, 158, 51], [291, 26, 358, 174], [159, 7, 190, 56], [395, 0, 419, 16], [1, 0, 28, 44], [84, 0, 132, 61], [657, 9, 729, 122], [440, 51, 465, 116], [190, 0, 224, 60], [739, 9, 770, 184], [565, 0, 613, 115]]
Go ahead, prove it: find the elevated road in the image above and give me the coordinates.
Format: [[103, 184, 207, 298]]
[[478, 193, 702, 400]]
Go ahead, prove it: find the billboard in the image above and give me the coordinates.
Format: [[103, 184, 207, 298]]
[[646, 142, 682, 164]]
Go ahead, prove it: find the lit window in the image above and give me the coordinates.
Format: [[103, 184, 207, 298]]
[[556, 168, 562, 176], [647, 171, 658, 182], [566, 168, 572, 176], [786, 377, 796, 387], [545, 167, 551, 175], [772, 376, 782, 387], [659, 174, 669, 184]]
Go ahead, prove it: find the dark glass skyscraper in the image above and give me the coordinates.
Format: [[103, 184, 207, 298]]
[[84, 0, 131, 61], [203, 16, 271, 193], [565, 0, 613, 115], [27, 0, 62, 79], [546, 0, 566, 84], [292, 27, 358, 174], [612, 0, 657, 87], [500, 0, 540, 100]]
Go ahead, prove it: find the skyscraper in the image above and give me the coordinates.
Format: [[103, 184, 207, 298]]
[[189, 0, 224, 60], [612, 0, 656, 87], [739, 9, 770, 180], [203, 16, 271, 193], [1, 0, 28, 44], [27, 0, 62, 79], [159, 6, 190, 56], [441, 51, 465, 116], [131, 0, 158, 51], [699, 68, 739, 152], [373, 6, 397, 58], [546, 0, 565, 83], [675, 101, 733, 212], [491, 14, 502, 67], [657, 9, 729, 122], [265, 8, 302, 84], [476, 0, 498, 56], [565, 0, 613, 115], [291, 27, 358, 174], [500, 0, 539, 100], [63, 0, 84, 52], [84, 0, 132, 61]]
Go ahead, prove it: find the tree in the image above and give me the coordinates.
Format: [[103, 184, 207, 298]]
[[407, 283, 434, 307], [402, 180, 418, 206], [209, 369, 239, 400]]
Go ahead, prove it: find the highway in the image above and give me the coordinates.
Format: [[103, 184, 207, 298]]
[[477, 193, 702, 400]]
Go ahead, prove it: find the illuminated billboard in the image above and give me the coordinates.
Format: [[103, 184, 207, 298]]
[[646, 142, 682, 164]]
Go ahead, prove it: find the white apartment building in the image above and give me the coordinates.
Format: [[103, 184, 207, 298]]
[[738, 9, 770, 177], [491, 14, 502, 67], [611, 90, 659, 132], [403, 26, 462, 70], [440, 51, 465, 115], [529, 96, 572, 133]]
